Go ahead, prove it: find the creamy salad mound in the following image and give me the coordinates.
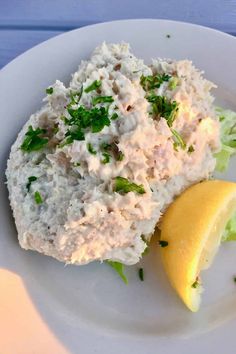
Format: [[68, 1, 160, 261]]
[[6, 43, 220, 265]]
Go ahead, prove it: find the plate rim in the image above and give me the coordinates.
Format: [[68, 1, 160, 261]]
[[1, 18, 236, 354], [1, 18, 236, 75]]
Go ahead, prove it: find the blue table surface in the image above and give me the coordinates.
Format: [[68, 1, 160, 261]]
[[0, 0, 236, 69]]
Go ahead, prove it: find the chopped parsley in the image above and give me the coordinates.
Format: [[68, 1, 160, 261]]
[[114, 176, 145, 195], [69, 87, 83, 105], [84, 80, 101, 93], [106, 260, 128, 284], [138, 268, 144, 281], [171, 129, 186, 150], [67, 106, 110, 133], [59, 87, 118, 146], [21, 125, 48, 152], [159, 240, 169, 248], [87, 143, 97, 155], [146, 94, 179, 127], [61, 128, 85, 146], [111, 143, 124, 161], [46, 87, 53, 95], [34, 191, 43, 204], [111, 112, 119, 120], [101, 152, 110, 164], [61, 105, 112, 146], [92, 96, 114, 105], [100, 142, 112, 151], [116, 151, 124, 161], [234, 276, 236, 283], [100, 142, 124, 162], [140, 73, 171, 91], [26, 176, 37, 192], [53, 125, 59, 134], [90, 110, 110, 133], [141, 71, 179, 126], [188, 145, 195, 153], [192, 279, 200, 289]]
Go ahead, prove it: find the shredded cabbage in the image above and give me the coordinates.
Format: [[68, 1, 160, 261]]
[[222, 212, 236, 242], [215, 107, 236, 172], [215, 108, 236, 242], [106, 260, 128, 284]]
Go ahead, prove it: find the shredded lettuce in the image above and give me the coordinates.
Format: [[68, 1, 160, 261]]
[[222, 213, 236, 242], [214, 107, 236, 243], [215, 107, 236, 172], [106, 260, 128, 284]]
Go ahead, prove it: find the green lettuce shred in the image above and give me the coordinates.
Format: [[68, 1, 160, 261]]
[[106, 261, 128, 284], [215, 107, 236, 172], [215, 107, 236, 243], [222, 212, 236, 242]]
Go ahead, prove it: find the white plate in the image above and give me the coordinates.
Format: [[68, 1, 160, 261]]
[[0, 19, 236, 354]]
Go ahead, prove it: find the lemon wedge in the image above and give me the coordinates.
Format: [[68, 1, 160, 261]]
[[160, 180, 236, 312]]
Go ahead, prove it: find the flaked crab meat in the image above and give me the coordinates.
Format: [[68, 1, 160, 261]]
[[6, 42, 220, 265]]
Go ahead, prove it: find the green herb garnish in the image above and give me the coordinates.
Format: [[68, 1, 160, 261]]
[[188, 145, 195, 153], [69, 86, 83, 105], [106, 261, 128, 284], [111, 113, 119, 120], [26, 176, 37, 192], [53, 126, 59, 134], [114, 176, 145, 195], [116, 151, 124, 161], [67, 106, 110, 133], [100, 142, 124, 162], [34, 191, 43, 204], [90, 110, 110, 133], [191, 279, 200, 289], [146, 94, 179, 127], [138, 268, 144, 281], [87, 143, 97, 155], [21, 125, 48, 152], [141, 73, 171, 91], [62, 128, 85, 146], [101, 152, 110, 164], [100, 142, 112, 151], [159, 240, 169, 248], [171, 128, 186, 150], [61, 105, 111, 146], [46, 87, 53, 95], [234, 277, 236, 283], [92, 96, 114, 105], [60, 115, 69, 124], [84, 80, 101, 93]]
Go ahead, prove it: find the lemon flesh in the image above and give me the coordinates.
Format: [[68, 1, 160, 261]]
[[160, 180, 236, 312]]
